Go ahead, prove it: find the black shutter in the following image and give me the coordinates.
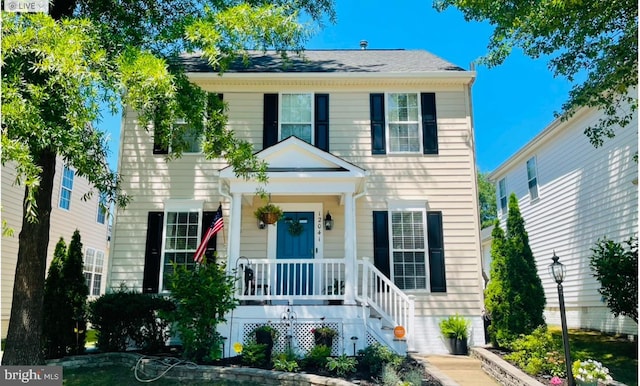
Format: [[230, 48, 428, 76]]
[[370, 94, 386, 155], [421, 93, 438, 155], [314, 94, 330, 151], [373, 211, 390, 279], [201, 211, 218, 263], [263, 93, 279, 149], [143, 212, 164, 293], [427, 211, 446, 292]]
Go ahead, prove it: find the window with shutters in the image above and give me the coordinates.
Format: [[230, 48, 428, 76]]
[[280, 93, 313, 143], [526, 157, 539, 200], [161, 210, 200, 291], [498, 178, 507, 214], [96, 193, 107, 224], [175, 120, 202, 153], [389, 202, 428, 290], [84, 248, 104, 296], [59, 166, 75, 210], [387, 93, 421, 153]]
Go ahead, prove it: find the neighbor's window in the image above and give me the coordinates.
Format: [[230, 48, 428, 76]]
[[162, 211, 199, 291], [280, 93, 313, 143], [84, 248, 104, 296], [97, 193, 107, 224], [387, 93, 421, 153], [498, 178, 507, 213], [59, 166, 75, 210], [526, 157, 539, 200], [391, 208, 427, 290]]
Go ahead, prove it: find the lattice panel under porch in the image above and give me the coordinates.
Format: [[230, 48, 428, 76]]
[[242, 322, 341, 356]]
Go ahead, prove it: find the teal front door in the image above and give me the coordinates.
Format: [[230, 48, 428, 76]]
[[276, 212, 314, 295]]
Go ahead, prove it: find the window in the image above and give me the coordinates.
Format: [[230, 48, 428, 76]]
[[59, 166, 75, 210], [97, 193, 107, 224], [177, 121, 203, 153], [387, 93, 421, 153], [390, 206, 427, 290], [161, 211, 200, 291], [84, 248, 104, 296], [280, 93, 313, 143], [498, 178, 507, 213], [526, 157, 539, 200]]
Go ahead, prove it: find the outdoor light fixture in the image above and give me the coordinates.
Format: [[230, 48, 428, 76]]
[[257, 219, 266, 229], [324, 212, 334, 230], [548, 251, 574, 386]]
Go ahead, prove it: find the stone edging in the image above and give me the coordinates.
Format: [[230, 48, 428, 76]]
[[470, 347, 545, 386], [47, 352, 356, 386]]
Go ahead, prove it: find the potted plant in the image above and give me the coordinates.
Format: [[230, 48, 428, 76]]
[[311, 326, 338, 348], [572, 359, 612, 386], [254, 203, 283, 225], [439, 314, 470, 355]]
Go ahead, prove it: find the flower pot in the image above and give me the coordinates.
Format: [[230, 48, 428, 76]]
[[447, 337, 468, 355], [261, 212, 280, 224]]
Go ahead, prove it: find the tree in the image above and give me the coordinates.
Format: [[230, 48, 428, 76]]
[[434, 0, 638, 148], [63, 230, 90, 355], [42, 238, 69, 359], [477, 171, 497, 229], [590, 236, 638, 323], [2, 0, 334, 365], [484, 194, 545, 346]]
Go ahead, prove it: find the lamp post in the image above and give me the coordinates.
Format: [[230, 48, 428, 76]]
[[548, 252, 574, 386]]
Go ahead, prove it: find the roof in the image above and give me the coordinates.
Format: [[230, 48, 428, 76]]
[[180, 49, 466, 74]]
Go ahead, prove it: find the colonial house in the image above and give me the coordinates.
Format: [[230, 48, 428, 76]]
[[107, 49, 485, 355], [487, 98, 638, 336], [1, 158, 111, 338]]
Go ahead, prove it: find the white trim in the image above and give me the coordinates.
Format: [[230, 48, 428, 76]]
[[387, 199, 427, 211], [267, 203, 324, 260], [163, 199, 204, 211]]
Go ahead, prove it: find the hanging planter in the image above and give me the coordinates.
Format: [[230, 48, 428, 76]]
[[254, 203, 283, 225]]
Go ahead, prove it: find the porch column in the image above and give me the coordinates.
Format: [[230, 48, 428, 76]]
[[343, 192, 355, 304], [229, 192, 242, 269]]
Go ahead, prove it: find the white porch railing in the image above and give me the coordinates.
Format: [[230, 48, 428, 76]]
[[356, 259, 415, 342], [235, 259, 346, 302]]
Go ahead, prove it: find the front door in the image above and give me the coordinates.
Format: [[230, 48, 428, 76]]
[[276, 212, 314, 295]]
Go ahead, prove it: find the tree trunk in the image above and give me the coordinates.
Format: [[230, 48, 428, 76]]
[[2, 150, 56, 365]]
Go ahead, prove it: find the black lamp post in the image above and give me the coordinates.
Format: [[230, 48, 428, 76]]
[[548, 252, 574, 386]]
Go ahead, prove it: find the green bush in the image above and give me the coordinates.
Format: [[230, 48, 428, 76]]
[[273, 358, 300, 372], [439, 314, 470, 339], [87, 286, 174, 352], [504, 326, 566, 377], [326, 354, 357, 377], [358, 343, 403, 378], [241, 342, 269, 368], [302, 343, 331, 369]]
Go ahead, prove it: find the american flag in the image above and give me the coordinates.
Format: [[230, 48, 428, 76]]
[[193, 204, 223, 263]]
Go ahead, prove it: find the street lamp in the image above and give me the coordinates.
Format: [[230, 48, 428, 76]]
[[548, 251, 574, 386]]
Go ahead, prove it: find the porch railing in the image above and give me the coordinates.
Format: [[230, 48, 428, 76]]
[[356, 259, 415, 343], [235, 259, 346, 302]]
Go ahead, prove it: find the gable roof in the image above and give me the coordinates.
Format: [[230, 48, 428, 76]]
[[180, 49, 466, 74]]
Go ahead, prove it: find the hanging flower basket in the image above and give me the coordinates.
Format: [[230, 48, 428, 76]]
[[254, 203, 283, 225]]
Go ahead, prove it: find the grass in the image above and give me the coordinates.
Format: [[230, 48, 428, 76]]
[[550, 327, 638, 386], [62, 365, 253, 386]]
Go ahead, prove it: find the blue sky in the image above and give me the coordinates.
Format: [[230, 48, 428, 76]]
[[101, 0, 574, 173]]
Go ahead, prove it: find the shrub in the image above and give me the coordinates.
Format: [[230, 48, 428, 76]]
[[504, 326, 566, 377], [302, 343, 331, 369], [326, 354, 357, 377], [273, 358, 300, 372], [380, 363, 402, 386], [241, 342, 269, 368], [163, 260, 237, 363], [358, 343, 403, 378], [87, 286, 174, 352]]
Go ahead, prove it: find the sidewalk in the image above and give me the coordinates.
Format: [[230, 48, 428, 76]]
[[413, 354, 500, 386]]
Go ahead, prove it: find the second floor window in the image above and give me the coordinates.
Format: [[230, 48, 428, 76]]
[[59, 166, 74, 210], [280, 93, 313, 143], [387, 93, 420, 153], [97, 193, 107, 224], [498, 178, 507, 213], [527, 157, 539, 200]]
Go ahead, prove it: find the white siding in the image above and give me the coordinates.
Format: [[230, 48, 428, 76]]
[[1, 159, 109, 338], [491, 103, 638, 335]]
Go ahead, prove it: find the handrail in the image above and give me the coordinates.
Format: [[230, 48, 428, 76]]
[[356, 259, 415, 344], [236, 258, 346, 302]]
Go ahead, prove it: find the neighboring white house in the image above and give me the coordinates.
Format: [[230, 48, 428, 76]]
[[108, 49, 485, 355], [487, 99, 638, 336], [1, 158, 111, 339]]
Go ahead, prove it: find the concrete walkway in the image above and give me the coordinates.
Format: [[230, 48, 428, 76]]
[[413, 354, 501, 386]]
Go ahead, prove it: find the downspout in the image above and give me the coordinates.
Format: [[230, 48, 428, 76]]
[[218, 181, 233, 269]]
